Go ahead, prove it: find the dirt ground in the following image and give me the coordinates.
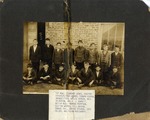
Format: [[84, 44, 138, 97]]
[[23, 83, 123, 95]]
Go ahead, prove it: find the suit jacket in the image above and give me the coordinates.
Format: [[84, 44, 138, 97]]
[[111, 52, 122, 67], [64, 48, 74, 68], [94, 71, 103, 81], [109, 71, 120, 83], [69, 69, 79, 78], [78, 68, 94, 82], [38, 67, 52, 78], [99, 50, 111, 66], [87, 48, 99, 64], [74, 46, 87, 62], [23, 69, 36, 79], [42, 44, 54, 61], [29, 45, 41, 62], [53, 49, 64, 64], [55, 69, 66, 80]]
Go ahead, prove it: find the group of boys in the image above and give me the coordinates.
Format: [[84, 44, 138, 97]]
[[23, 38, 123, 89]]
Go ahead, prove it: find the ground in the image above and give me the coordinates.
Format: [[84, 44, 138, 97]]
[[23, 83, 124, 95]]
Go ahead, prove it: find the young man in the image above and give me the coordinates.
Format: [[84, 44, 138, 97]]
[[53, 42, 64, 69], [42, 38, 54, 68], [108, 66, 122, 89], [67, 64, 79, 85], [87, 43, 99, 71], [64, 42, 74, 70], [111, 45, 122, 69], [23, 63, 36, 85], [93, 65, 103, 86], [99, 44, 111, 82], [38, 63, 53, 84], [74, 40, 87, 70], [53, 64, 66, 86], [29, 39, 41, 72], [78, 61, 95, 88]]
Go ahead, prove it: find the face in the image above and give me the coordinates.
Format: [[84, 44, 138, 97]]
[[59, 66, 64, 71], [57, 44, 61, 49], [43, 64, 49, 69], [103, 45, 108, 51], [45, 40, 50, 45], [113, 68, 118, 73], [33, 40, 38, 45], [78, 42, 83, 47], [71, 65, 76, 69], [115, 47, 119, 52], [27, 67, 32, 71], [90, 44, 95, 49], [96, 67, 101, 71], [84, 63, 90, 69]]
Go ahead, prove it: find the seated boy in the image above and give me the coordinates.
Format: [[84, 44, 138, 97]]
[[53, 64, 66, 86], [93, 64, 103, 86], [78, 61, 95, 88], [38, 63, 52, 84], [68, 64, 79, 85], [23, 63, 36, 85], [108, 66, 122, 89]]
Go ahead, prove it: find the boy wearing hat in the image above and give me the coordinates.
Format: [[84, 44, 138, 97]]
[[23, 63, 37, 85], [74, 40, 87, 70], [53, 64, 66, 86], [78, 61, 95, 88], [38, 63, 53, 84], [93, 65, 103, 86], [108, 66, 122, 89]]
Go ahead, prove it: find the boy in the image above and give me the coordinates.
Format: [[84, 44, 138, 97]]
[[87, 43, 99, 71], [42, 38, 54, 68], [111, 45, 122, 69], [23, 63, 36, 85], [38, 63, 52, 84], [53, 42, 64, 69], [93, 65, 103, 86], [99, 44, 111, 81], [29, 39, 41, 72], [74, 40, 87, 70], [78, 61, 95, 88], [108, 66, 122, 89], [53, 64, 66, 86], [68, 64, 79, 85]]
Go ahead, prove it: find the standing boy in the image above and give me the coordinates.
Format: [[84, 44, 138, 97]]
[[74, 40, 87, 70], [29, 39, 41, 72]]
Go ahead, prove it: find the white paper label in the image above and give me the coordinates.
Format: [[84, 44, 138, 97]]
[[49, 90, 95, 120]]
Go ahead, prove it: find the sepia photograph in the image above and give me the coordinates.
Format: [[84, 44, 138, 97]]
[[23, 22, 125, 95]]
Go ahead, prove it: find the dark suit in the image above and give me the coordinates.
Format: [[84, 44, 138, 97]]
[[42, 44, 54, 68], [74, 46, 87, 70], [108, 71, 121, 88], [93, 71, 103, 85], [53, 69, 66, 85], [64, 48, 74, 70], [78, 68, 94, 86], [68, 69, 79, 84], [29, 45, 41, 72], [23, 69, 37, 84], [111, 52, 122, 69], [53, 49, 64, 69], [38, 67, 52, 83]]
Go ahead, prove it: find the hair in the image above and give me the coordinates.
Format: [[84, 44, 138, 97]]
[[78, 40, 83, 43], [45, 38, 50, 41], [103, 43, 108, 47], [33, 39, 37, 42], [56, 42, 61, 45], [115, 45, 119, 48], [66, 42, 72, 46], [90, 43, 96, 47]]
